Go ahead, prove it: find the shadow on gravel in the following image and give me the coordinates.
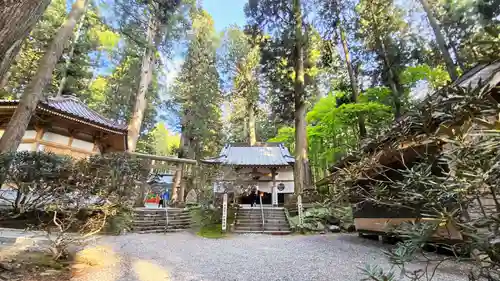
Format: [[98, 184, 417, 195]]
[[333, 234, 391, 248]]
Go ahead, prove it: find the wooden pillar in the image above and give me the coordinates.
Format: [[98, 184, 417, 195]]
[[34, 126, 44, 151], [179, 163, 186, 202], [271, 167, 277, 207]]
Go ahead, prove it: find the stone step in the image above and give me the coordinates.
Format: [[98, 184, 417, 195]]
[[134, 216, 191, 220], [238, 210, 285, 213], [133, 211, 191, 215], [132, 225, 190, 232], [237, 211, 285, 215], [233, 229, 291, 235], [235, 225, 290, 231], [237, 218, 288, 221], [236, 222, 289, 228], [133, 218, 191, 221], [237, 216, 286, 220], [133, 215, 191, 220], [135, 228, 188, 234], [133, 222, 192, 227], [134, 212, 191, 217], [134, 211, 189, 215], [238, 210, 285, 214]]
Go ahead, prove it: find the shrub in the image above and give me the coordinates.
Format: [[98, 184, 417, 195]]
[[0, 151, 73, 214]]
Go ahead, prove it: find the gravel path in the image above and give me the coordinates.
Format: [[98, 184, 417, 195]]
[[72, 233, 470, 281]]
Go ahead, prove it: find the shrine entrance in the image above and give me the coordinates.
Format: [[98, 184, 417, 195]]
[[239, 191, 283, 205]]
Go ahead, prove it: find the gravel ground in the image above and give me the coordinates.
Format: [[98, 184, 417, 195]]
[[72, 232, 470, 281]]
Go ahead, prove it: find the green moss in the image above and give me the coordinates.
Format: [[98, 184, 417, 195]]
[[197, 224, 226, 239]]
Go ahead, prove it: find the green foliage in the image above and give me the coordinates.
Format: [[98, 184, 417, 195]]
[[171, 9, 223, 159], [197, 224, 226, 239], [3, 0, 66, 97], [337, 82, 500, 280], [361, 265, 396, 281], [73, 152, 151, 203], [104, 205, 133, 235], [0, 151, 150, 215], [400, 64, 451, 89], [89, 41, 161, 136], [429, 0, 500, 66], [219, 25, 263, 142], [137, 123, 180, 156], [269, 92, 393, 180], [3, 0, 119, 99], [0, 151, 73, 213]]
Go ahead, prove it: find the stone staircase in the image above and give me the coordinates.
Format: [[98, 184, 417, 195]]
[[234, 207, 291, 234], [132, 208, 192, 233]]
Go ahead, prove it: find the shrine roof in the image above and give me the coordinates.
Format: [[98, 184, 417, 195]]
[[201, 142, 295, 166], [0, 95, 127, 133]]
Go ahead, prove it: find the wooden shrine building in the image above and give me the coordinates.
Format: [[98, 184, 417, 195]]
[[0, 95, 128, 158], [316, 61, 500, 240], [202, 142, 295, 206]]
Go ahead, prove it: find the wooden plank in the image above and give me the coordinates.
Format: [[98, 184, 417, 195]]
[[354, 218, 463, 241]]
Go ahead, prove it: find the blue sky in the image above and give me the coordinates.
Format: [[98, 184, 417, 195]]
[[204, 0, 247, 32]]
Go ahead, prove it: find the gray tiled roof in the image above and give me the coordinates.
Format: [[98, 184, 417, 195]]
[[202, 143, 295, 166], [0, 95, 127, 132]]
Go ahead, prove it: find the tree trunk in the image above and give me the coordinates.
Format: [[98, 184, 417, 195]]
[[127, 13, 159, 152], [368, 5, 402, 119], [0, 69, 11, 90], [380, 39, 402, 119], [172, 122, 186, 203], [419, 0, 458, 80], [0, 0, 52, 81], [56, 8, 88, 97], [337, 16, 366, 137], [0, 39, 22, 90], [293, 0, 311, 194], [448, 37, 465, 71], [0, 0, 89, 153], [247, 100, 256, 145]]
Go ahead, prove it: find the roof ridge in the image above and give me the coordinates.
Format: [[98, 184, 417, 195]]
[[47, 95, 126, 129]]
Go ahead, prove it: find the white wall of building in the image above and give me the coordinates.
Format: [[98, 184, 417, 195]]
[[214, 166, 294, 194], [6, 129, 96, 153], [71, 138, 94, 151]]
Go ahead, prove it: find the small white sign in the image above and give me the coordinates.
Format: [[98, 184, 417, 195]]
[[222, 193, 228, 232], [297, 195, 304, 227]]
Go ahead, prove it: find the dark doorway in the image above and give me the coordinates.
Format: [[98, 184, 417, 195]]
[[240, 194, 253, 205], [278, 193, 285, 205], [261, 192, 272, 204]]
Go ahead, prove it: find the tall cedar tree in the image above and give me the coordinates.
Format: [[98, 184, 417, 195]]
[[357, 0, 407, 118], [246, 0, 312, 193], [418, 0, 459, 80], [127, 0, 182, 152], [317, 0, 367, 137], [171, 10, 223, 201], [0, 0, 51, 81], [0, 0, 89, 153], [219, 26, 261, 145]]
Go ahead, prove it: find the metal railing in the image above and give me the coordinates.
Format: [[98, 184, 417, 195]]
[[259, 195, 265, 230]]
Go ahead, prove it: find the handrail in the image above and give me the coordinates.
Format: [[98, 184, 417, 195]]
[[259, 195, 265, 230]]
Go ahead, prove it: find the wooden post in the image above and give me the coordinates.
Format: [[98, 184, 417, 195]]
[[222, 193, 228, 232], [149, 159, 156, 175], [179, 163, 186, 202], [271, 168, 278, 206], [34, 126, 44, 151]]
